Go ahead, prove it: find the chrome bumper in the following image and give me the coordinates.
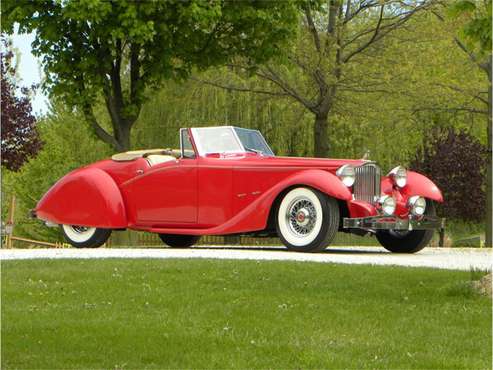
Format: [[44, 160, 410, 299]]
[[343, 216, 445, 231]]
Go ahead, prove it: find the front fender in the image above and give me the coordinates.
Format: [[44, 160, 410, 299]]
[[194, 169, 351, 235], [401, 171, 443, 203], [35, 167, 127, 228], [274, 169, 352, 201]]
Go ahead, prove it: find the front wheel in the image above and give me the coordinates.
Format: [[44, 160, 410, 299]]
[[276, 187, 339, 252], [376, 201, 436, 253], [159, 234, 201, 248], [61, 225, 112, 248]]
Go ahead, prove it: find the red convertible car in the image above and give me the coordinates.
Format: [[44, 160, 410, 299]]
[[33, 126, 444, 253]]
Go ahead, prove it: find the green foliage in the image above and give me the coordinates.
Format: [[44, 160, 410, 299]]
[[3, 107, 111, 240], [2, 259, 491, 368], [449, 0, 492, 53], [1, 0, 300, 105], [2, 0, 302, 150], [133, 72, 314, 157], [445, 219, 486, 241], [130, 8, 487, 172]]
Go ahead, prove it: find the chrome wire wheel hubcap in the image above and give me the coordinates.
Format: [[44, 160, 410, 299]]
[[286, 197, 317, 237], [71, 226, 90, 233]]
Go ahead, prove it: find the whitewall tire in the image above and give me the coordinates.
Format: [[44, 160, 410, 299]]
[[276, 187, 340, 252], [61, 225, 112, 248]]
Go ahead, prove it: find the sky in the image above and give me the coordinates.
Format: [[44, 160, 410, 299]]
[[10, 30, 49, 116]]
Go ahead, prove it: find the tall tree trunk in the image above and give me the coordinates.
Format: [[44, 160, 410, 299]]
[[313, 113, 329, 158], [115, 123, 131, 152], [486, 63, 492, 248]]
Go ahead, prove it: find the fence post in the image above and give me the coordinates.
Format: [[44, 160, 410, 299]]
[[5, 195, 16, 249], [439, 227, 445, 248]]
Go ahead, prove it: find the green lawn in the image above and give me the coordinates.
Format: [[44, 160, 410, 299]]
[[1, 259, 491, 369]]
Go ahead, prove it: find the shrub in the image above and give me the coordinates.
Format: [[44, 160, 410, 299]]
[[410, 127, 487, 221]]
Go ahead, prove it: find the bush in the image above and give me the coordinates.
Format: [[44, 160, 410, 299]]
[[410, 127, 487, 222]]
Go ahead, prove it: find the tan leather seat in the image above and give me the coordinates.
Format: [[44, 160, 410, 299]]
[[146, 155, 176, 166], [111, 148, 181, 162], [112, 149, 166, 162]]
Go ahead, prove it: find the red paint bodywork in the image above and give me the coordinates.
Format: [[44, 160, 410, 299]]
[[36, 167, 127, 228], [35, 130, 443, 235]]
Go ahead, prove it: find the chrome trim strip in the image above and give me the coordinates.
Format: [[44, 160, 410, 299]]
[[343, 216, 446, 231]]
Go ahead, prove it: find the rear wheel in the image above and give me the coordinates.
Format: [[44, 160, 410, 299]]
[[61, 225, 111, 248], [376, 201, 436, 253], [159, 234, 201, 248], [276, 187, 339, 252]]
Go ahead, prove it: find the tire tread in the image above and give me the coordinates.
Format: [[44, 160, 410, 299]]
[[159, 234, 201, 248]]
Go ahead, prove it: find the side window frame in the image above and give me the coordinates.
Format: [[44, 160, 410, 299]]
[[180, 128, 196, 159]]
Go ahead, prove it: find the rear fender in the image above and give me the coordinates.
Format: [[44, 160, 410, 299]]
[[35, 167, 127, 228]]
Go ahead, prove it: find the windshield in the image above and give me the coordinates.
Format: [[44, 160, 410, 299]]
[[191, 126, 275, 156], [192, 127, 243, 154], [234, 128, 274, 156]]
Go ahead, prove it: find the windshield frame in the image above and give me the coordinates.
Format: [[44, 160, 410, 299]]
[[179, 128, 197, 159]]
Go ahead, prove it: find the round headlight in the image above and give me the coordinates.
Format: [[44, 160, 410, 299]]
[[388, 166, 407, 188], [408, 196, 426, 216], [336, 164, 355, 187], [379, 195, 396, 216]]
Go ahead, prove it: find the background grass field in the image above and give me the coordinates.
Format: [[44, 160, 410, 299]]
[[1, 259, 491, 369]]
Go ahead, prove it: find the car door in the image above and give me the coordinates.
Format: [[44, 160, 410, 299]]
[[132, 159, 197, 225], [123, 131, 198, 226], [197, 157, 233, 227]]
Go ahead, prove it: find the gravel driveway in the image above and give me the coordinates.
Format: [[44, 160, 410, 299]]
[[1, 246, 491, 271]]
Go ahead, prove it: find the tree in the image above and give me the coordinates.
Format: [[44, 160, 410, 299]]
[[435, 0, 492, 246], [201, 0, 433, 157], [1, 38, 42, 171], [2, 0, 301, 151]]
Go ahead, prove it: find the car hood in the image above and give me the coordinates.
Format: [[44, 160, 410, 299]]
[[238, 155, 366, 170]]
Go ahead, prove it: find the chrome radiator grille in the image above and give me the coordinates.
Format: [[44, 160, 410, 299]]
[[354, 163, 381, 205]]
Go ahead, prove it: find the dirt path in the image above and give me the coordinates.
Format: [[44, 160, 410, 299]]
[[1, 246, 491, 271]]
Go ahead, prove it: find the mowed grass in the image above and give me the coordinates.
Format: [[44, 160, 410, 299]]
[[1, 259, 491, 369]]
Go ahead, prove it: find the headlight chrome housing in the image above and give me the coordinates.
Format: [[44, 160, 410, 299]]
[[336, 164, 355, 187], [388, 166, 407, 188], [378, 195, 396, 216], [407, 196, 426, 216]]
